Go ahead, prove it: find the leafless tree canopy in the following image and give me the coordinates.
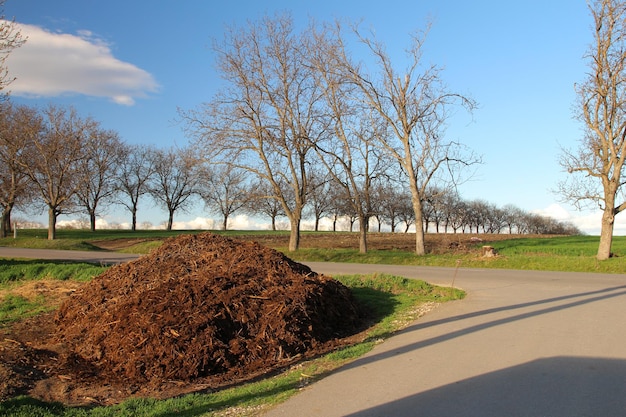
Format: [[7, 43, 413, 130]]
[[198, 164, 251, 230], [116, 144, 157, 231], [310, 21, 479, 254], [75, 129, 124, 232], [148, 146, 201, 231], [0, 101, 40, 237], [17, 106, 100, 239], [183, 14, 327, 251], [183, 15, 480, 253], [0, 1, 24, 100], [559, 0, 626, 259]]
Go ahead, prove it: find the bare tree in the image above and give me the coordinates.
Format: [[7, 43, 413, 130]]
[[199, 163, 250, 230], [444, 196, 468, 233], [20, 105, 91, 239], [307, 25, 394, 251], [116, 144, 156, 231], [305, 169, 335, 232], [377, 186, 411, 233], [0, 2, 25, 99], [559, 0, 626, 259], [422, 186, 451, 233], [336, 23, 478, 254], [75, 128, 123, 231], [149, 146, 200, 231], [308, 27, 389, 253], [183, 14, 325, 251], [501, 204, 526, 234], [246, 180, 286, 231], [0, 101, 40, 237]]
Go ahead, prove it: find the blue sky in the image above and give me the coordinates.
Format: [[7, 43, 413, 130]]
[[4, 0, 618, 234]]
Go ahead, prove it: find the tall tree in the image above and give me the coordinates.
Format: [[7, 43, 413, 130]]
[[149, 146, 200, 231], [116, 144, 156, 231], [0, 1, 25, 99], [559, 0, 626, 259], [336, 23, 478, 255], [75, 127, 123, 231], [308, 25, 390, 251], [183, 14, 325, 251], [0, 101, 40, 237], [21, 105, 90, 239]]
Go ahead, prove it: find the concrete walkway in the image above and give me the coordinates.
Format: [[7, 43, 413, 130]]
[[265, 263, 626, 417]]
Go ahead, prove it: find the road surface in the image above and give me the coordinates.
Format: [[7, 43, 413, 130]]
[[2, 248, 626, 416]]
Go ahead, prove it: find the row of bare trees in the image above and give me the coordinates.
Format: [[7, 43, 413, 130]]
[[305, 181, 580, 235], [0, 101, 204, 238], [181, 15, 481, 255], [0, 98, 576, 241]]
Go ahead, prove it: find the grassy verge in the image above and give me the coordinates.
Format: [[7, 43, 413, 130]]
[[283, 235, 626, 274], [0, 260, 108, 327], [0, 268, 462, 417], [0, 259, 107, 286]]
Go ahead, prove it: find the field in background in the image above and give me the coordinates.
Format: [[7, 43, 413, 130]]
[[1, 229, 625, 274]]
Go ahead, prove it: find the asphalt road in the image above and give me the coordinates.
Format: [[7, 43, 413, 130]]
[[2, 248, 626, 416], [267, 264, 626, 417]]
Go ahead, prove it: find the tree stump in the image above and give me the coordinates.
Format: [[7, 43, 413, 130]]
[[482, 245, 497, 257]]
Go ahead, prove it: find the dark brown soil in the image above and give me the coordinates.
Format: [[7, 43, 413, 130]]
[[0, 233, 367, 406]]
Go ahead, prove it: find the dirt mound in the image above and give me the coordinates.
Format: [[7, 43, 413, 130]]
[[54, 232, 365, 389]]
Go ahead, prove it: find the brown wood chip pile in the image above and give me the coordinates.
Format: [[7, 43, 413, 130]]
[[54, 232, 365, 386]]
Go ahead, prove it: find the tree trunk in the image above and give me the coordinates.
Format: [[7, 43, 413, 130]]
[[0, 205, 12, 238], [131, 209, 137, 231], [222, 214, 228, 231], [89, 210, 97, 232], [48, 208, 57, 240], [288, 217, 300, 251], [411, 195, 426, 255], [597, 205, 615, 260], [167, 211, 174, 231], [358, 216, 368, 253]]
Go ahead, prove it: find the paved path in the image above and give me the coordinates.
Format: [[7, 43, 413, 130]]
[[0, 247, 139, 264], [267, 264, 626, 417], [3, 248, 626, 416]]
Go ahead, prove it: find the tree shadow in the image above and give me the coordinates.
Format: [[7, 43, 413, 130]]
[[336, 284, 626, 374], [345, 356, 626, 417]]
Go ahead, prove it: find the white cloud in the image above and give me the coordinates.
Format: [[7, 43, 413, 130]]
[[5, 21, 159, 105], [172, 217, 216, 230]]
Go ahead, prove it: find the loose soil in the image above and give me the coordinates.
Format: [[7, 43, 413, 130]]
[[0, 233, 367, 406]]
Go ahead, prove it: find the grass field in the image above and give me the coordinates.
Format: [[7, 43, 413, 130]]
[[1, 229, 625, 274]]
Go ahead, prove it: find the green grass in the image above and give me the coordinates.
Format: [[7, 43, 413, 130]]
[[0, 294, 49, 326], [0, 259, 107, 287], [284, 236, 626, 274], [0, 260, 108, 326], [0, 270, 462, 417]]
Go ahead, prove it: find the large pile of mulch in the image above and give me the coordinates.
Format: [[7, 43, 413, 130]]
[[54, 232, 365, 388]]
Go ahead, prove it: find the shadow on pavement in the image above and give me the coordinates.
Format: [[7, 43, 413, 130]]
[[346, 356, 626, 417], [336, 285, 626, 375]]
